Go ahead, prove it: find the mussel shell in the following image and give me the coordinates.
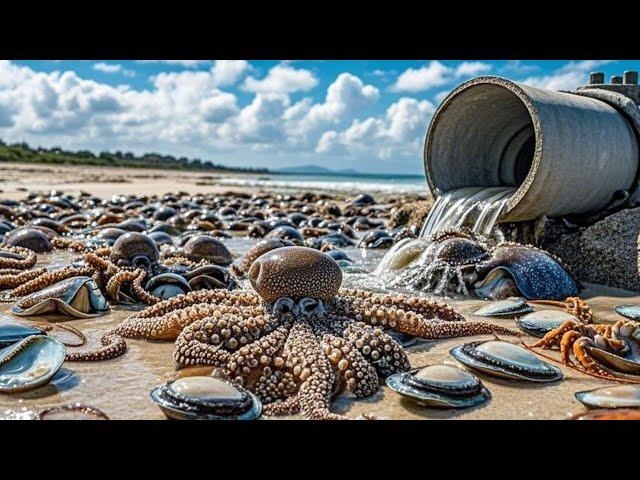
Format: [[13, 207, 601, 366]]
[[515, 310, 578, 337], [586, 346, 640, 374], [614, 304, 640, 321], [150, 376, 261, 420], [11, 276, 110, 318], [387, 364, 490, 408], [575, 385, 640, 409], [0, 336, 66, 393], [450, 340, 563, 382], [474, 298, 532, 317], [475, 244, 579, 300], [0, 321, 45, 347], [145, 273, 192, 300]]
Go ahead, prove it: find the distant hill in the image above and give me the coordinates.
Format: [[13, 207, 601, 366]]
[[0, 139, 269, 174], [276, 164, 362, 176]]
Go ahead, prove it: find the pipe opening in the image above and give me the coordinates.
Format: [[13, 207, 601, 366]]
[[426, 83, 536, 195]]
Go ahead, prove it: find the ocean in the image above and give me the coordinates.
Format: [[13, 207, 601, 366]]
[[216, 172, 428, 195]]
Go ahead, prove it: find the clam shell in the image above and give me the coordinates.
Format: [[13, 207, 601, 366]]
[[0, 321, 44, 347], [145, 273, 191, 300], [387, 364, 490, 408], [575, 385, 640, 409], [450, 340, 563, 382], [586, 346, 640, 374], [474, 298, 532, 317], [11, 276, 109, 318], [0, 336, 66, 393], [515, 310, 578, 337], [614, 304, 640, 321], [150, 376, 262, 420]]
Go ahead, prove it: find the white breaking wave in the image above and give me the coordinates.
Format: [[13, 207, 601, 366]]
[[215, 175, 426, 194]]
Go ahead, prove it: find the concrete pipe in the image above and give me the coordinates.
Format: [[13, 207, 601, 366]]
[[424, 76, 640, 222]]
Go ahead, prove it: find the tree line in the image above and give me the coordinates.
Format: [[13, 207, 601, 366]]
[[0, 139, 270, 174]]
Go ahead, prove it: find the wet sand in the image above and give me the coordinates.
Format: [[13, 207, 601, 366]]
[[0, 164, 637, 420]]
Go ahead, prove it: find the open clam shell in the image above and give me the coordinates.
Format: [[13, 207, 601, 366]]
[[0, 321, 45, 347], [150, 376, 262, 420], [0, 336, 66, 393], [474, 298, 532, 317], [586, 346, 640, 375], [575, 385, 640, 409], [515, 310, 578, 338], [387, 364, 490, 408], [450, 340, 563, 382], [614, 304, 640, 321], [11, 276, 109, 318]]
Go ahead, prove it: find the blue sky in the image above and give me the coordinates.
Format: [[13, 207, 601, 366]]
[[2, 60, 638, 174]]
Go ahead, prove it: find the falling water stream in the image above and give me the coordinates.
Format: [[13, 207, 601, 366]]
[[374, 186, 515, 277]]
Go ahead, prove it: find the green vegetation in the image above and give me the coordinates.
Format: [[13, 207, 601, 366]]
[[0, 139, 269, 174]]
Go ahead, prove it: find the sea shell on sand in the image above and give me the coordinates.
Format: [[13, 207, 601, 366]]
[[0, 336, 66, 393], [11, 276, 109, 318], [150, 376, 262, 420], [575, 385, 640, 409], [450, 340, 563, 382], [387, 364, 490, 408]]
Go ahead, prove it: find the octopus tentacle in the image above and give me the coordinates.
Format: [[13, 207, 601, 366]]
[[65, 333, 127, 362], [339, 288, 465, 322], [262, 391, 301, 416], [173, 311, 283, 366], [285, 321, 342, 420], [3, 265, 94, 300], [320, 333, 379, 397], [0, 267, 48, 289], [51, 236, 90, 252], [338, 318, 411, 377], [0, 245, 38, 269]]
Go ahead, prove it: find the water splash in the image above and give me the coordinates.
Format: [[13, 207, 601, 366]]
[[375, 187, 514, 280]]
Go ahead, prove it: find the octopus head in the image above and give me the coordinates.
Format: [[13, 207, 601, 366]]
[[248, 246, 342, 307], [109, 232, 160, 275]]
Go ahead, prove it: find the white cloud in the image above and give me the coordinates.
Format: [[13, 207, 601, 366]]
[[390, 61, 452, 92], [136, 60, 212, 68], [93, 62, 136, 77], [242, 64, 318, 94], [523, 60, 614, 90], [455, 61, 491, 77], [219, 93, 289, 145], [210, 60, 250, 87], [315, 97, 434, 158]]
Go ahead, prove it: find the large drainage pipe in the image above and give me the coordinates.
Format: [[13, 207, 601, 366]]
[[424, 76, 640, 222]]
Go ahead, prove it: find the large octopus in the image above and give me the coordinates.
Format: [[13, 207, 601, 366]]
[[66, 246, 519, 419]]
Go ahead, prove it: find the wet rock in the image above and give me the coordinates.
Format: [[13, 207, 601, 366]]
[[389, 197, 433, 230], [546, 207, 640, 291]]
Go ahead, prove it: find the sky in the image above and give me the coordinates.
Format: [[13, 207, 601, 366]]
[[1, 59, 638, 174]]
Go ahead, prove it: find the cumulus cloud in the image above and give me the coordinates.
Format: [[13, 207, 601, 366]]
[[390, 61, 451, 92], [210, 60, 250, 87], [315, 97, 434, 158], [523, 60, 614, 90], [93, 62, 136, 77], [242, 64, 318, 94], [455, 61, 491, 77]]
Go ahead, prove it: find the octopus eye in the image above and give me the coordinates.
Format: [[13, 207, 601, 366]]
[[298, 297, 325, 317], [132, 255, 152, 272], [272, 297, 296, 315]]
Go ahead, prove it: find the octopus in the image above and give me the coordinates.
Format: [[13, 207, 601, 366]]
[[67, 246, 519, 419], [2, 232, 221, 306], [530, 318, 640, 381]]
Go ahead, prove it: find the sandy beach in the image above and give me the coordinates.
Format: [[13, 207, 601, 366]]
[[0, 163, 637, 421]]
